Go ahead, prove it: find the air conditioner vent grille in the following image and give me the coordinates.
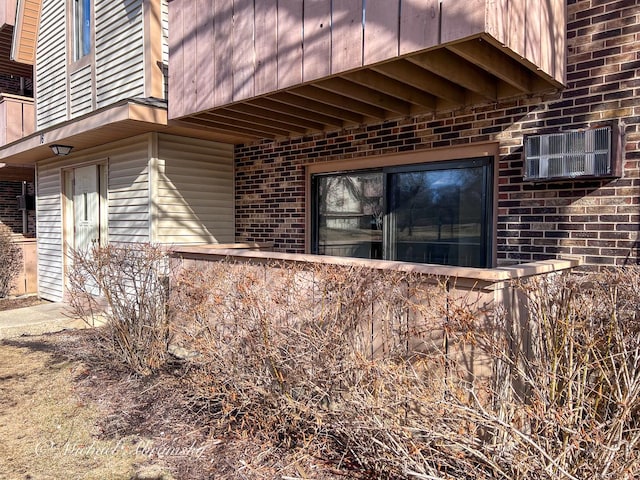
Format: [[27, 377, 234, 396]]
[[524, 126, 613, 181]]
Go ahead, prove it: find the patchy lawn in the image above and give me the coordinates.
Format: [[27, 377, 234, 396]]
[[0, 334, 143, 479], [0, 330, 350, 480]]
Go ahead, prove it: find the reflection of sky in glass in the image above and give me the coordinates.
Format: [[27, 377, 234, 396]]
[[394, 168, 482, 207]]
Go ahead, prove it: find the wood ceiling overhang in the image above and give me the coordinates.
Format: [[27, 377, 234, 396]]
[[177, 34, 563, 142], [169, 0, 566, 142], [0, 99, 254, 164], [0, 162, 33, 181]]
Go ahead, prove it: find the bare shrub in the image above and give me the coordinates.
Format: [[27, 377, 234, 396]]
[[171, 259, 452, 477], [67, 243, 173, 375], [0, 224, 22, 298], [171, 259, 640, 479], [401, 269, 640, 480]]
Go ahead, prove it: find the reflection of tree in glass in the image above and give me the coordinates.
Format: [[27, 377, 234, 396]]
[[317, 173, 383, 229]]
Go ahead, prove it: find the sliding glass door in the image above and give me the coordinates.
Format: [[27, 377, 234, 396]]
[[312, 157, 493, 268]]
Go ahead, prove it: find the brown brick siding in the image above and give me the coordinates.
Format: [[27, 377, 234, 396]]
[[235, 0, 640, 268], [0, 74, 32, 96], [0, 181, 36, 235]]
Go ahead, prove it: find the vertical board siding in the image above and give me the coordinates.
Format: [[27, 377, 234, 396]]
[[168, 0, 565, 118], [155, 134, 234, 244], [524, 0, 541, 69], [331, 0, 364, 74], [507, 0, 526, 59], [195, 0, 214, 111], [181, 0, 198, 115], [168, 2, 184, 115], [161, 0, 170, 99], [551, 0, 565, 82], [440, 0, 486, 43], [214, 0, 233, 106], [485, 0, 509, 47], [303, 0, 331, 82], [95, 0, 145, 107], [70, 64, 94, 118], [399, 0, 440, 55], [363, 0, 399, 64], [232, 0, 254, 100], [36, 160, 64, 301], [277, 0, 303, 89], [36, 0, 67, 129], [254, 0, 277, 96]]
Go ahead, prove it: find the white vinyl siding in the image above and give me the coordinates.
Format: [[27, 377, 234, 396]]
[[36, 160, 64, 301], [95, 0, 144, 107], [35, 134, 234, 301], [35, 0, 147, 130], [154, 135, 235, 244], [69, 64, 94, 118], [35, 135, 152, 301], [106, 137, 151, 243], [36, 0, 67, 129]]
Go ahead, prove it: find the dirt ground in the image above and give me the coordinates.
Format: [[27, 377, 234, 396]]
[[0, 295, 45, 312], [0, 327, 353, 480]]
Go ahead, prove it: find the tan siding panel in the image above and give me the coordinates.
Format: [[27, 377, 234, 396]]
[[155, 134, 235, 244], [13, 0, 42, 65]]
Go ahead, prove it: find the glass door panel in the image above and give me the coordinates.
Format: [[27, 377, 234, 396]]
[[387, 162, 489, 267], [315, 171, 384, 259]]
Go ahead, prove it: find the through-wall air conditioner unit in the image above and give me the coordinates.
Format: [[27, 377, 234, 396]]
[[16, 194, 34, 211], [523, 123, 624, 182]]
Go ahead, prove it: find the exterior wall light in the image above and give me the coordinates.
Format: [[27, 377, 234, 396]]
[[50, 144, 73, 156]]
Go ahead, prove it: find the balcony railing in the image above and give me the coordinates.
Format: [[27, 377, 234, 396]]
[[0, 94, 35, 146]]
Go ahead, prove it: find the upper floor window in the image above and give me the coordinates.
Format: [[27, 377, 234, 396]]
[[73, 0, 92, 61]]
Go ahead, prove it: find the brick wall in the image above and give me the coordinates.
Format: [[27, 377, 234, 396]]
[[235, 0, 640, 269], [0, 74, 32, 96], [0, 181, 36, 235]]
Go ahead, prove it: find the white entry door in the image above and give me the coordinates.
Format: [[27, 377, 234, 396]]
[[73, 165, 100, 252]]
